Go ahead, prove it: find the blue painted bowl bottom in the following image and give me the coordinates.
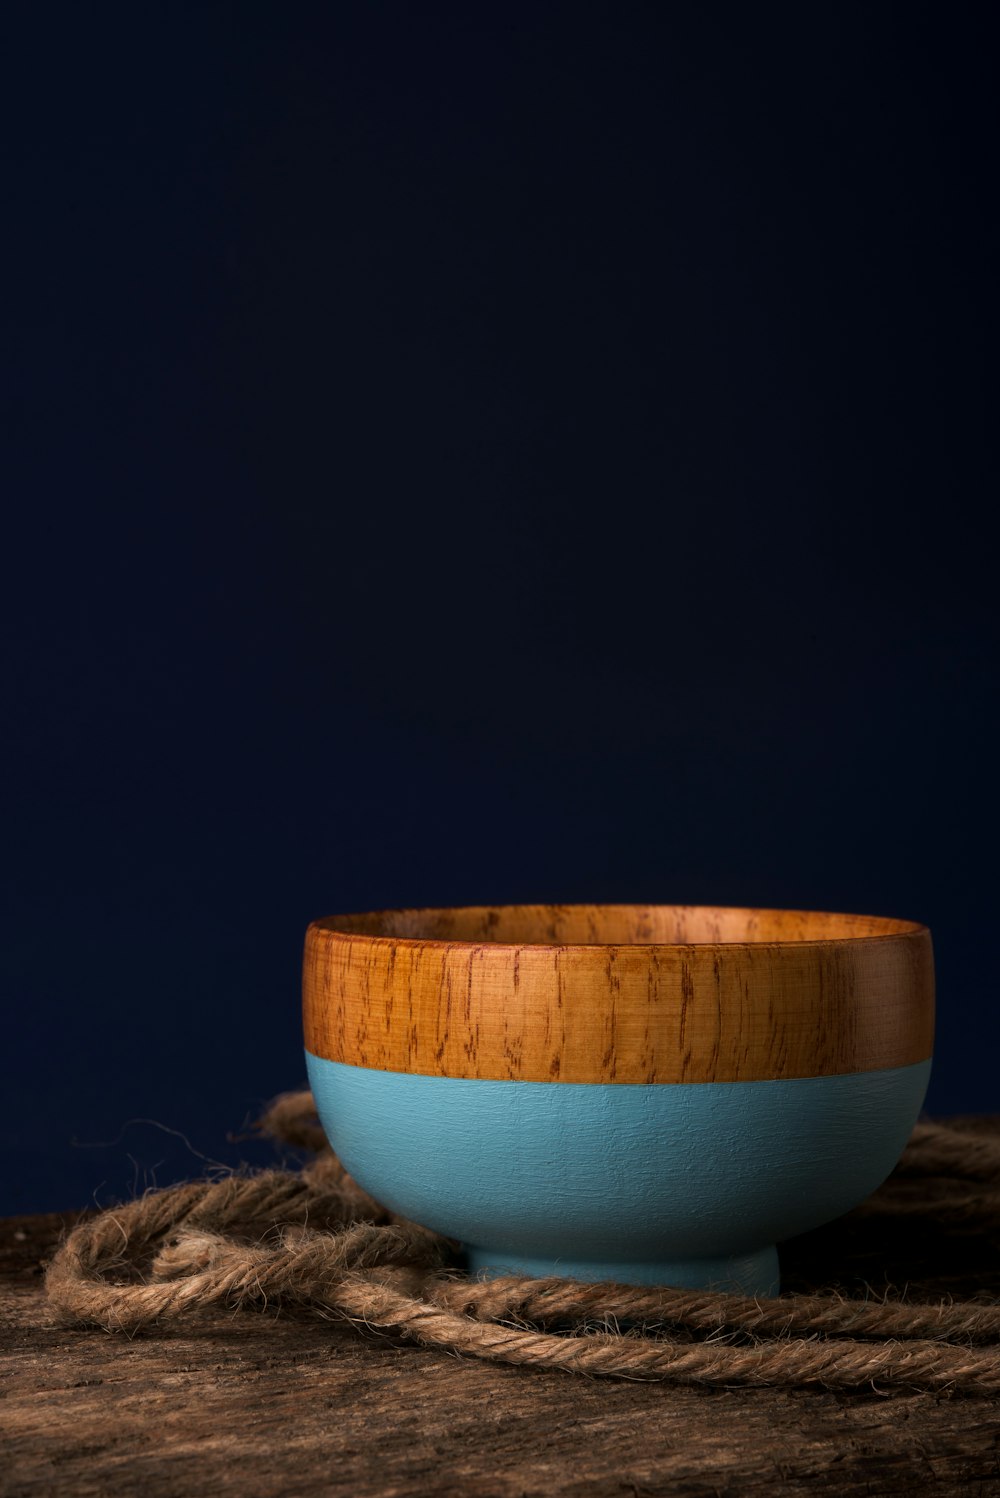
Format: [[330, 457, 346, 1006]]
[[306, 1053, 931, 1296]]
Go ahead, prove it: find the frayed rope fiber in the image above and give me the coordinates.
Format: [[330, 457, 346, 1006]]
[[44, 1098, 1000, 1393]]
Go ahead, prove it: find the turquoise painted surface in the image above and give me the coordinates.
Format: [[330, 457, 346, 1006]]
[[305, 1053, 931, 1294]]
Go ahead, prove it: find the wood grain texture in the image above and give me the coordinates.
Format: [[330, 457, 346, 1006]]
[[303, 905, 934, 1084], [6, 1125, 1000, 1498]]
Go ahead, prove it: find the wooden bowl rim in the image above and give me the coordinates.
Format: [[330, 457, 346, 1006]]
[[307, 903, 929, 952]]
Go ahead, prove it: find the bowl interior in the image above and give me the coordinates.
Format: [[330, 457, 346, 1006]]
[[316, 903, 924, 946]]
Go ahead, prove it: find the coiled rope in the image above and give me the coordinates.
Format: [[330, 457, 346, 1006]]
[[44, 1096, 1000, 1393]]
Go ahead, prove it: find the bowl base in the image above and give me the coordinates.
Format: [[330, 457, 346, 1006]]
[[462, 1243, 780, 1296]]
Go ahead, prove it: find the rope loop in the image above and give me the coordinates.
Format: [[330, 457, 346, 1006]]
[[44, 1093, 1000, 1392]]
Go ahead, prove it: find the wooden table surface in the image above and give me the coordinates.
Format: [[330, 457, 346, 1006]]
[[4, 1199, 1000, 1497]]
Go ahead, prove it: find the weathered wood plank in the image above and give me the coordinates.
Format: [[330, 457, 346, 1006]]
[[3, 1190, 1000, 1497]]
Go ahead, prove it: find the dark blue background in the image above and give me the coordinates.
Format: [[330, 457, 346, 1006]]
[[5, 4, 997, 1213]]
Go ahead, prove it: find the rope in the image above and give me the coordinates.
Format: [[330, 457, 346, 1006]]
[[44, 1094, 1000, 1393]]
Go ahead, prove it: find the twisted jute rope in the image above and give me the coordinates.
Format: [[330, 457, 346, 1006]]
[[44, 1096, 1000, 1394]]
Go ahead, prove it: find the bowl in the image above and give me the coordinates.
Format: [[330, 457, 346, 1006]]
[[303, 904, 934, 1295]]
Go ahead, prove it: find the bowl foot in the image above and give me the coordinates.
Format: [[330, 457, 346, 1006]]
[[463, 1243, 780, 1296]]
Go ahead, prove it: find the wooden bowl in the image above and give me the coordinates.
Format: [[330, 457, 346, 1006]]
[[303, 904, 934, 1294]]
